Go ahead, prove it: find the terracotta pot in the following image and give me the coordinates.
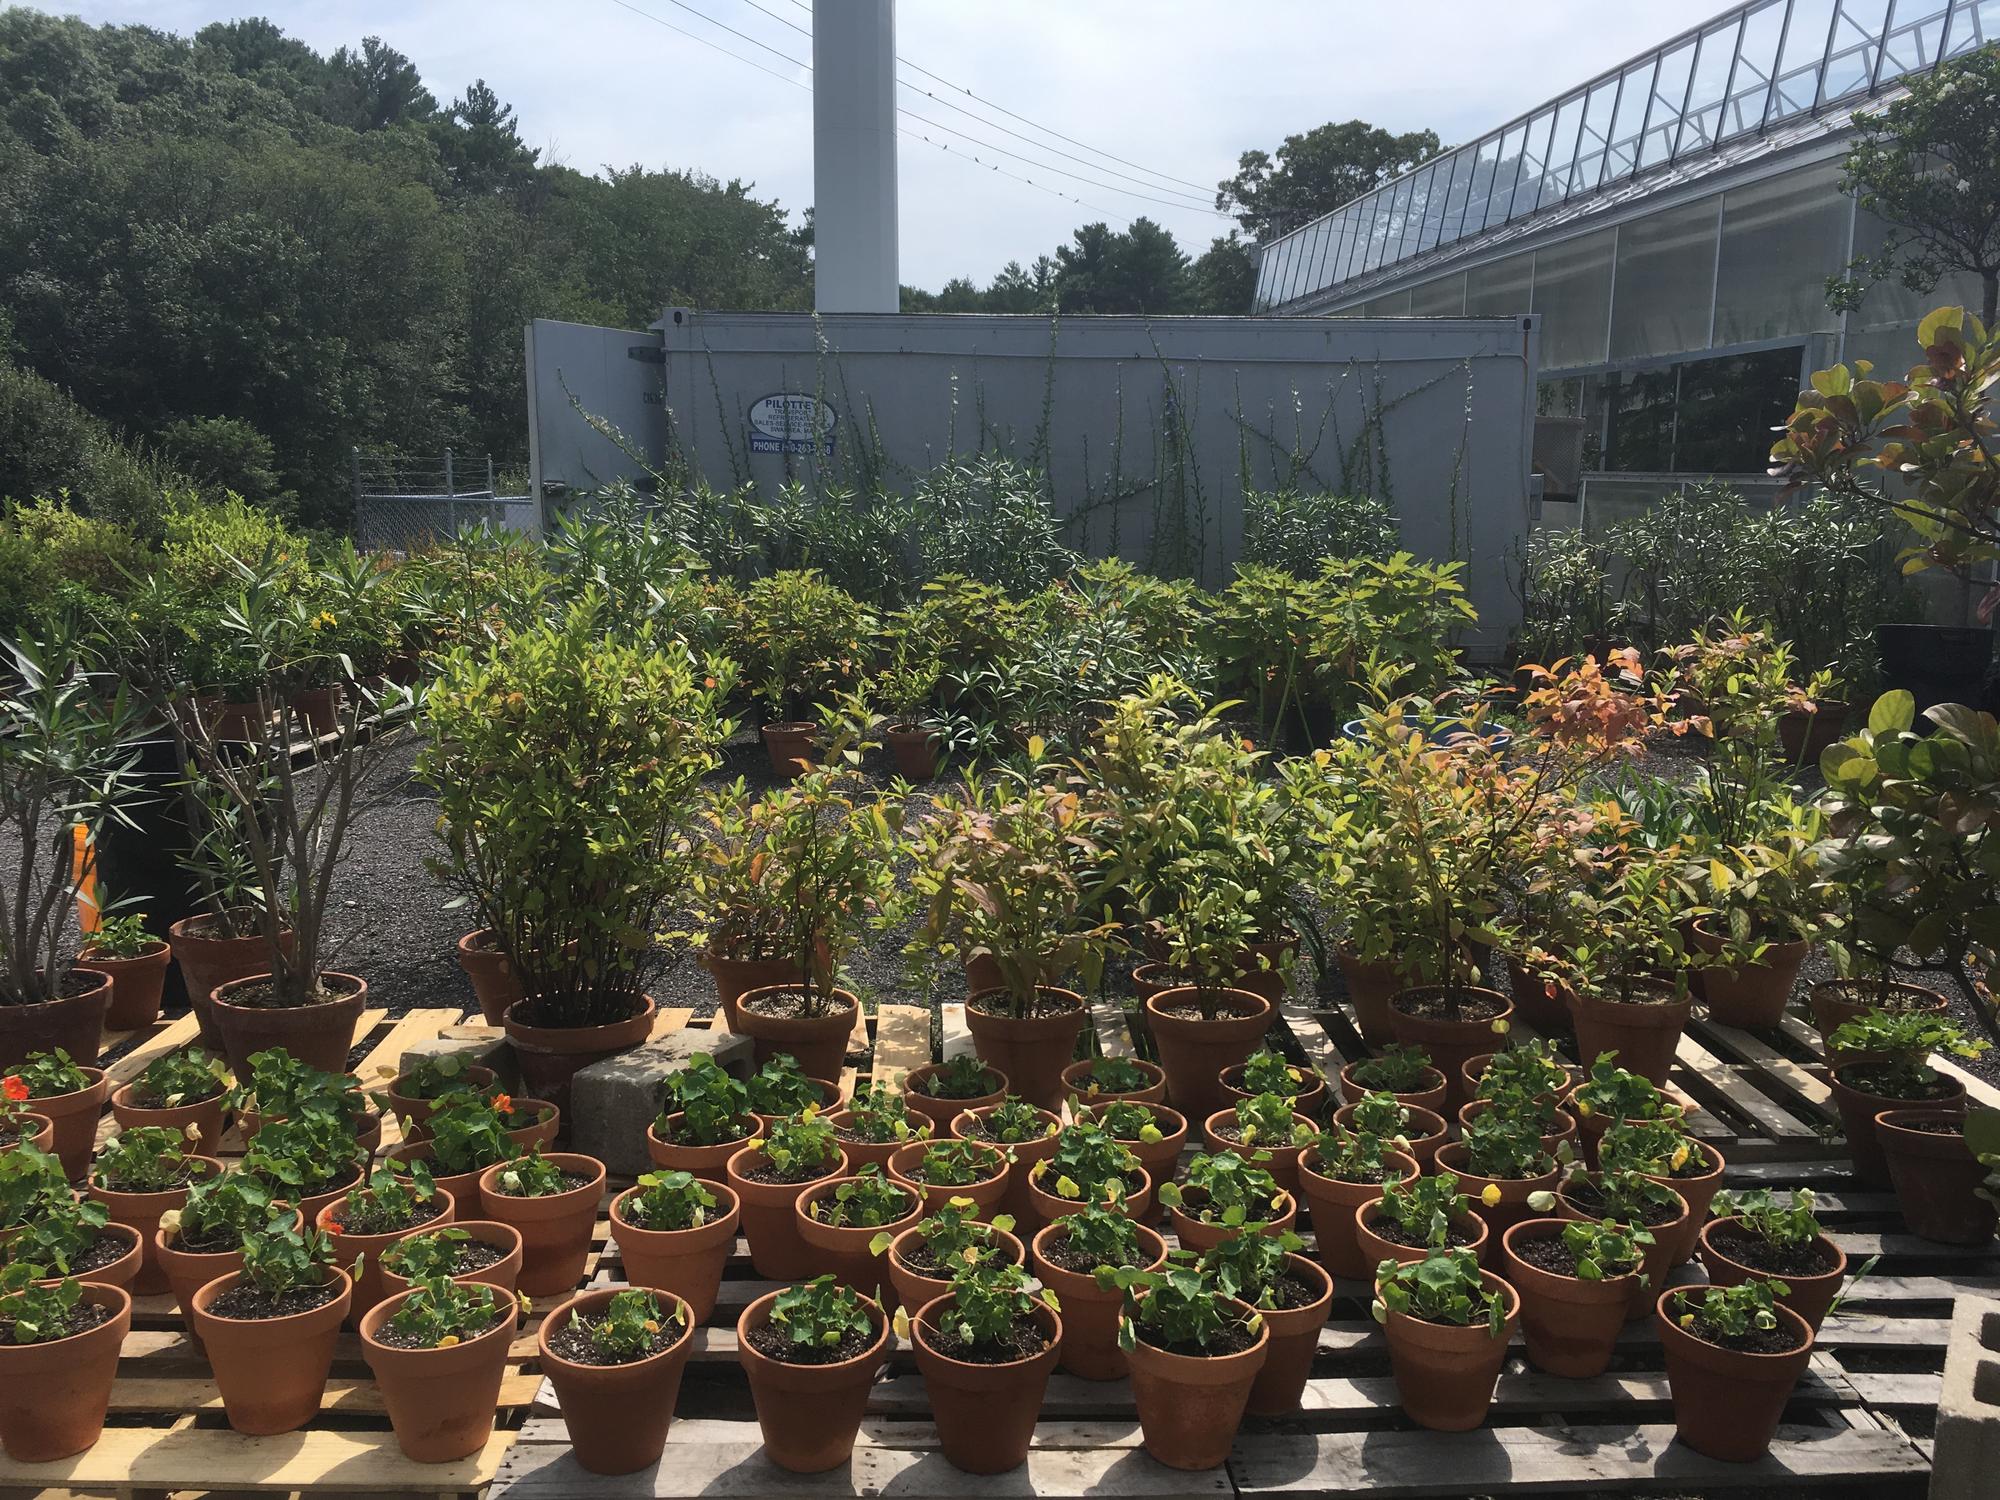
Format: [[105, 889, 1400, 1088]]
[[1234, 932, 1299, 1005], [1554, 1178, 1688, 1319], [883, 725, 940, 781], [294, 1164, 367, 1235], [1111, 1105, 1187, 1225], [1218, 1062, 1327, 1118], [1460, 1050, 1579, 1107], [361, 1287, 521, 1463], [1690, 920, 1810, 1029], [1827, 1064, 1965, 1188], [382, 1067, 498, 1131], [1645, 1141, 1728, 1267], [952, 1104, 1061, 1230], [888, 1139, 1011, 1219], [190, 1267, 352, 1434], [1169, 1189, 1298, 1254], [110, 1079, 229, 1157], [1457, 1097, 1579, 1159], [700, 948, 806, 1033], [964, 987, 1086, 1111], [736, 1287, 889, 1473], [6, 1110, 53, 1157], [83, 941, 171, 1030], [381, 1141, 488, 1208], [1028, 1218, 1167, 1380], [454, 930, 521, 1026], [1246, 1253, 1334, 1415], [1655, 1287, 1814, 1461], [1565, 984, 1689, 1088], [646, 1112, 762, 1184], [1504, 954, 1572, 1033], [1025, 1166, 1153, 1227], [899, 1060, 1008, 1133], [1696, 1216, 1848, 1332], [1432, 1143, 1559, 1267], [0, 969, 112, 1073], [317, 1187, 456, 1321], [0, 1281, 130, 1461], [1296, 1149, 1420, 1279], [822, 1111, 912, 1171], [1334, 945, 1405, 1045], [1386, 987, 1514, 1111], [210, 971, 368, 1077], [1875, 1108, 1997, 1245], [1336, 1059, 1449, 1117], [377, 1218, 524, 1300], [1143, 988, 1274, 1122], [1202, 1108, 1315, 1202], [795, 1173, 924, 1305], [725, 1142, 849, 1279], [290, 684, 342, 737], [750, 1077, 846, 1132], [1124, 1294, 1270, 1470], [1061, 1057, 1167, 1106], [155, 1205, 307, 1334], [166, 915, 290, 1051], [1333, 1101, 1448, 1171], [912, 1292, 1062, 1473], [1354, 1200, 1489, 1268], [1501, 1219, 1636, 1377], [1778, 700, 1849, 764], [503, 994, 657, 1117], [887, 1221, 1026, 1315], [1379, 1268, 1520, 1431], [28, 1066, 111, 1181], [761, 721, 818, 780], [52, 1221, 141, 1290], [476, 1151, 606, 1296], [539, 1286, 698, 1475], [1809, 980, 1948, 1054], [733, 985, 857, 1082], [608, 1182, 740, 1321], [87, 1153, 222, 1295]]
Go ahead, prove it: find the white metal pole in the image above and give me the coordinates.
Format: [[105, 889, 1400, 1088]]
[[813, 0, 899, 313]]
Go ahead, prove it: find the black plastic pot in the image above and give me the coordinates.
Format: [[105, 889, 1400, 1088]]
[[90, 738, 201, 1012], [1876, 624, 1994, 715]]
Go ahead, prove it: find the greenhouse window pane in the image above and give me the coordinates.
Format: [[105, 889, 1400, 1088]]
[[1512, 108, 1555, 222], [1396, 167, 1433, 262], [1270, 236, 1297, 305], [1487, 123, 1528, 229], [1531, 228, 1615, 368], [1605, 58, 1657, 180], [1410, 274, 1466, 316], [1462, 136, 1502, 236], [1726, 0, 1788, 135], [1363, 188, 1398, 273], [1573, 77, 1620, 192], [1714, 160, 1849, 343], [1823, 0, 1891, 101], [1677, 19, 1742, 155], [1439, 148, 1475, 245], [1334, 209, 1363, 285], [1420, 154, 1458, 252], [1880, 0, 1950, 76], [1770, 0, 1838, 120], [1465, 252, 1534, 316], [1378, 177, 1414, 269], [1610, 195, 1721, 358], [1342, 201, 1377, 282], [1296, 223, 1326, 299], [1540, 93, 1587, 206], [1943, 0, 2000, 56], [1641, 39, 1697, 168], [1364, 289, 1412, 317]]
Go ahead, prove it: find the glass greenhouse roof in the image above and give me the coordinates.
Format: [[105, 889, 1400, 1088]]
[[1254, 0, 2000, 312]]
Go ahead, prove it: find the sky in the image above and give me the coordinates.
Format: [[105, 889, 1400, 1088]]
[[55, 0, 1702, 290]]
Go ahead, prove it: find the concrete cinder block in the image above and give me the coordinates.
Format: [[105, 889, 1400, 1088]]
[[397, 1025, 516, 1089], [569, 1028, 755, 1177], [1933, 1296, 2000, 1500]]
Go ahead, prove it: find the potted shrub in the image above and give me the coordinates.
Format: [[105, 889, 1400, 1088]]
[[1139, 866, 1277, 1121], [1698, 1188, 1850, 1332], [890, 1136, 1012, 1219], [1501, 1218, 1650, 1376], [1102, 1260, 1269, 1470], [189, 1219, 353, 1434], [1597, 1116, 1726, 1265], [154, 1170, 301, 1333], [1198, 1227, 1331, 1415], [110, 1049, 231, 1155], [682, 790, 807, 1028], [1161, 1150, 1295, 1252], [539, 1286, 696, 1474], [1876, 1108, 1997, 1244], [905, 1259, 1063, 1474], [1062, 1054, 1167, 1106], [1219, 1047, 1327, 1116], [361, 1271, 524, 1462], [1, 1191, 140, 1289], [827, 1081, 930, 1170], [1070, 1099, 1185, 1223], [900, 1054, 1007, 1133], [738, 569, 872, 778], [1332, 1088, 1448, 1170], [1826, 1012, 1984, 1185], [318, 1160, 453, 1318], [610, 1169, 740, 1320], [86, 1125, 222, 1295], [1023, 1120, 1149, 1223], [1433, 1107, 1561, 1254], [1296, 1119, 1420, 1277], [476, 1145, 606, 1296], [1337, 1045, 1447, 1114], [377, 1221, 524, 1300], [1355, 1171, 1489, 1267], [1690, 813, 1823, 1027], [796, 1162, 922, 1304], [239, 1109, 368, 1227], [1201, 1092, 1314, 1201], [866, 641, 954, 781], [1372, 1245, 1519, 1430], [0, 1263, 131, 1461], [378, 1053, 497, 1129], [1025, 1203, 1162, 1379], [736, 1275, 890, 1473], [77, 912, 171, 1031], [1458, 1056, 1579, 1158], [744, 1054, 842, 1127], [1655, 1280, 1814, 1462], [951, 1097, 1060, 1227], [420, 610, 733, 1105], [1554, 1168, 1687, 1317], [725, 1113, 849, 1278], [8, 1050, 110, 1180], [648, 1053, 762, 1181]]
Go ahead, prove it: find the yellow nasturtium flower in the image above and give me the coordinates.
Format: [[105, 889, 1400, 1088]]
[[1480, 1183, 1503, 1208]]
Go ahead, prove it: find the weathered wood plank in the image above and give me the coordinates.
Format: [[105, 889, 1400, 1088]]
[[873, 1004, 933, 1091], [1691, 1018, 1837, 1120], [1089, 996, 1139, 1060], [100, 1012, 206, 1087], [1672, 1033, 1815, 1139], [0, 1427, 512, 1492]]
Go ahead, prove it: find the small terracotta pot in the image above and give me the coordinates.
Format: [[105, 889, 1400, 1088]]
[[87, 1153, 223, 1295], [1061, 1057, 1167, 1106], [1696, 1216, 1848, 1332], [539, 1286, 698, 1474], [0, 970, 113, 1073], [646, 1112, 762, 1183], [1354, 1200, 1489, 1269], [476, 1152, 606, 1297], [609, 1182, 740, 1321], [155, 1204, 307, 1335], [381, 1066, 497, 1129], [1565, 984, 1689, 1088], [191, 1267, 352, 1434], [1025, 1166, 1153, 1226], [1504, 953, 1572, 1033], [952, 1104, 1061, 1230], [736, 1288, 889, 1473], [28, 1067, 111, 1181], [361, 1287, 522, 1463], [1124, 1294, 1270, 1470], [1459, 1050, 1579, 1107], [1296, 1149, 1420, 1279], [1144, 988, 1274, 1122], [1828, 1065, 1965, 1188], [1501, 1219, 1636, 1377], [1690, 921, 1810, 1029], [54, 1221, 142, 1290], [83, 941, 171, 1030], [963, 986, 1086, 1111], [1431, 1143, 1559, 1267], [1334, 945, 1406, 1045], [210, 971, 368, 1078], [1336, 1059, 1449, 1117], [1386, 988, 1514, 1111], [1457, 1097, 1579, 1159], [1333, 1101, 1448, 1171], [899, 1061, 1008, 1133], [381, 1141, 487, 1208], [317, 1187, 457, 1321], [700, 948, 805, 1033], [455, 930, 522, 1026], [1809, 980, 1948, 1055], [1554, 1178, 1688, 1319], [760, 721, 818, 780], [1875, 1109, 1997, 1245], [5, 1110, 53, 1156], [733, 985, 857, 1080], [109, 1080, 229, 1158], [823, 1111, 916, 1171], [913, 1292, 1062, 1473], [1029, 1219, 1167, 1380], [1655, 1287, 1814, 1462], [795, 1173, 924, 1305], [1246, 1253, 1334, 1415], [1778, 700, 1849, 763], [887, 1222, 1026, 1315], [888, 1139, 1011, 1218], [1107, 1105, 1187, 1226], [1644, 1141, 1728, 1266], [1169, 1189, 1298, 1254], [166, 915, 289, 1051], [883, 724, 940, 781], [503, 995, 656, 1118], [1233, 932, 1298, 1005], [1218, 1062, 1327, 1118], [1201, 1108, 1314, 1202], [1379, 1268, 1520, 1431], [377, 1219, 524, 1300], [725, 1141, 848, 1279], [0, 1281, 130, 1461]]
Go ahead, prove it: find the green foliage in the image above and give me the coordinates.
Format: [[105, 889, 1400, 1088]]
[[624, 1170, 719, 1233], [1102, 1259, 1257, 1353], [0, 1262, 86, 1343], [133, 1050, 228, 1109], [1371, 1247, 1505, 1335], [1570, 1054, 1671, 1124], [737, 571, 871, 722], [1307, 1120, 1396, 1182], [1199, 1225, 1306, 1310], [839, 1083, 927, 1145], [1241, 490, 1398, 576], [907, 1139, 1005, 1188], [1967, 1107, 1998, 1209], [333, 1161, 437, 1235], [1829, 1011, 1988, 1097], [1228, 1093, 1307, 1151], [1671, 1278, 1787, 1340], [1598, 1118, 1707, 1178], [1475, 1041, 1570, 1106], [754, 1113, 841, 1179], [1568, 1169, 1680, 1226], [487, 1146, 570, 1200], [0, 1148, 67, 1230], [876, 1196, 1015, 1268], [232, 1050, 363, 1127], [171, 1170, 279, 1250], [930, 1260, 1053, 1351], [1348, 1091, 1410, 1140], [972, 1097, 1055, 1145], [1217, 119, 1442, 241], [1559, 1218, 1649, 1283], [913, 1055, 1001, 1102], [657, 1054, 752, 1146], [93, 1126, 197, 1193], [581, 1288, 682, 1360], [1709, 1188, 1824, 1250], [0, 365, 180, 534], [1033, 1124, 1138, 1205], [1457, 1109, 1556, 1183], [745, 1055, 823, 1118], [380, 1227, 472, 1282], [912, 458, 1076, 597], [1349, 1046, 1437, 1093], [12, 1050, 88, 1099], [1056, 1202, 1145, 1268], [768, 1275, 874, 1352], [808, 1164, 914, 1228], [1373, 1172, 1472, 1250], [241, 1110, 363, 1196], [1070, 1056, 1154, 1098], [386, 1273, 509, 1348], [1240, 1050, 1309, 1098], [239, 1220, 337, 1299], [420, 1094, 521, 1177], [79, 912, 156, 961], [2, 1192, 110, 1274], [393, 1053, 490, 1103], [1162, 1150, 1282, 1225], [1074, 1099, 1166, 1145]]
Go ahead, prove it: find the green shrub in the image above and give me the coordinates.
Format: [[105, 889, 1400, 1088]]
[[1242, 489, 1398, 575], [0, 361, 178, 533]]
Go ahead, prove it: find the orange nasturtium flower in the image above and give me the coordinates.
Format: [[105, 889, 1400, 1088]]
[[1, 1076, 26, 1102], [492, 1094, 513, 1115]]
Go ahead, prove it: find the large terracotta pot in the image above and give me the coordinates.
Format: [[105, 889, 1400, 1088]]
[[1030, 1219, 1167, 1381], [1690, 921, 1809, 1029], [361, 1288, 522, 1463], [1246, 1253, 1334, 1415], [83, 941, 171, 1030], [1827, 1064, 1965, 1188], [963, 986, 1086, 1111], [189, 1268, 352, 1434], [29, 1066, 111, 1181], [952, 1104, 1061, 1231], [1696, 1216, 1848, 1332], [1061, 1056, 1167, 1106], [110, 1079, 229, 1158], [736, 1288, 889, 1473], [733, 985, 857, 1081], [1655, 1288, 1814, 1462], [887, 1222, 1027, 1315], [1296, 1149, 1420, 1279], [1334, 945, 1405, 1045], [700, 948, 805, 1033], [795, 1173, 923, 1305], [317, 1187, 456, 1322], [725, 1142, 849, 1279], [1501, 1219, 1636, 1377], [1386, 987, 1514, 1111], [1778, 700, 1849, 763], [0, 969, 113, 1072], [0, 1281, 130, 1461], [1336, 1058, 1449, 1117], [61, 1221, 141, 1290], [912, 1293, 1062, 1473], [503, 995, 657, 1117], [377, 1219, 524, 1301], [1333, 1101, 1449, 1171], [1432, 1143, 1558, 1267], [165, 916, 289, 1051], [899, 1061, 1007, 1133], [1875, 1108, 1997, 1245], [454, 930, 522, 1026], [646, 1112, 762, 1184], [1354, 1199, 1489, 1269], [883, 725, 940, 781], [609, 1182, 740, 1321], [1144, 988, 1274, 1122], [760, 722, 818, 780], [210, 971, 367, 1076], [476, 1152, 607, 1296], [87, 1153, 223, 1295], [154, 1204, 307, 1337], [1379, 1268, 1520, 1431], [1124, 1294, 1270, 1470], [1565, 984, 1689, 1088], [539, 1286, 698, 1475], [888, 1139, 1011, 1219]]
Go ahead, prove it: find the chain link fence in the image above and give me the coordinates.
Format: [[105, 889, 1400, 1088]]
[[351, 450, 542, 553]]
